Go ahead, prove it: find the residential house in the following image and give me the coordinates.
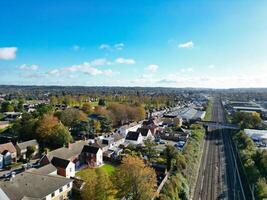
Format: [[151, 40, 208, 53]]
[[0, 171, 73, 200], [162, 115, 183, 127], [31, 163, 58, 176], [116, 122, 142, 136], [102, 133, 125, 148], [137, 128, 154, 140], [15, 139, 39, 160], [80, 145, 103, 167], [157, 127, 190, 142], [3, 112, 22, 121], [0, 142, 17, 168], [51, 157, 75, 178], [40, 140, 89, 170], [142, 118, 159, 135], [125, 131, 143, 145], [101, 133, 125, 158]]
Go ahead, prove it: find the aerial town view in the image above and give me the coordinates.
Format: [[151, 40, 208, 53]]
[[0, 1, 267, 200]]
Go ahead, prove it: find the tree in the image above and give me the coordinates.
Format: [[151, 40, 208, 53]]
[[113, 155, 157, 200], [160, 173, 189, 200], [50, 96, 58, 105], [99, 117, 112, 133], [16, 99, 25, 112], [94, 168, 116, 200], [26, 145, 36, 161], [35, 104, 53, 116], [164, 145, 179, 171], [81, 168, 116, 200], [98, 99, 106, 106], [51, 123, 72, 147], [232, 112, 261, 129], [92, 120, 101, 133], [1, 101, 14, 112], [56, 108, 88, 127], [255, 178, 267, 199], [82, 102, 92, 114], [143, 139, 158, 162], [35, 113, 59, 142]]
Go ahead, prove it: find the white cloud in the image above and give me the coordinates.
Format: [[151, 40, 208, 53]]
[[180, 67, 193, 73], [90, 58, 112, 66], [19, 64, 39, 71], [0, 47, 18, 60], [146, 64, 159, 73], [114, 43, 124, 50], [53, 61, 114, 76], [73, 45, 80, 51], [99, 43, 125, 51], [208, 64, 215, 69], [179, 41, 194, 49], [99, 44, 111, 50], [115, 58, 135, 65]]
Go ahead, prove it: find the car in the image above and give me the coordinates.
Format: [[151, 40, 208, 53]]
[[159, 140, 166, 144]]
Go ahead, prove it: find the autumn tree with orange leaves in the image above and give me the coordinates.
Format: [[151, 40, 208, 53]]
[[113, 155, 157, 200]]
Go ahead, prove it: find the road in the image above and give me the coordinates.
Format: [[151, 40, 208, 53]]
[[193, 98, 246, 200]]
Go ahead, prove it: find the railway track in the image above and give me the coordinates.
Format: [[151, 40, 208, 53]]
[[193, 98, 246, 200]]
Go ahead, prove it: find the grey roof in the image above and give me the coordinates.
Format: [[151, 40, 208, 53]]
[[51, 157, 71, 169], [166, 107, 205, 121], [81, 145, 100, 154], [30, 164, 57, 175], [126, 131, 141, 141], [17, 140, 39, 150], [47, 140, 88, 161], [0, 172, 73, 200], [137, 128, 150, 137]]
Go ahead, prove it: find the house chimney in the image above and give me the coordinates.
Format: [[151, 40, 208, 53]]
[[66, 143, 72, 149]]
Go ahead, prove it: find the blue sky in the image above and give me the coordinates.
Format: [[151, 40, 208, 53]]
[[0, 0, 267, 88]]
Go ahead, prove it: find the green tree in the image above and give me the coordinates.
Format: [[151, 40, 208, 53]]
[[99, 117, 112, 133], [255, 178, 267, 199], [26, 145, 36, 161], [1, 101, 14, 112], [164, 145, 178, 171], [98, 99, 106, 106], [51, 123, 72, 147], [81, 168, 116, 200], [56, 108, 88, 127], [82, 102, 92, 114]]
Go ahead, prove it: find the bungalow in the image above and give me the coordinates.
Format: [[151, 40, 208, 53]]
[[80, 145, 103, 167], [0, 171, 73, 200], [15, 139, 39, 160], [0, 142, 17, 168], [51, 157, 75, 178], [125, 131, 143, 145], [137, 128, 154, 140]]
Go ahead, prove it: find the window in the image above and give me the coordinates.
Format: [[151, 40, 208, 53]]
[[59, 187, 63, 193], [67, 183, 70, 188], [69, 167, 72, 172], [51, 192, 55, 197]]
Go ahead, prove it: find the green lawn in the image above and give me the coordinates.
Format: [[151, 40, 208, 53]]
[[76, 163, 116, 178], [100, 164, 116, 176]]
